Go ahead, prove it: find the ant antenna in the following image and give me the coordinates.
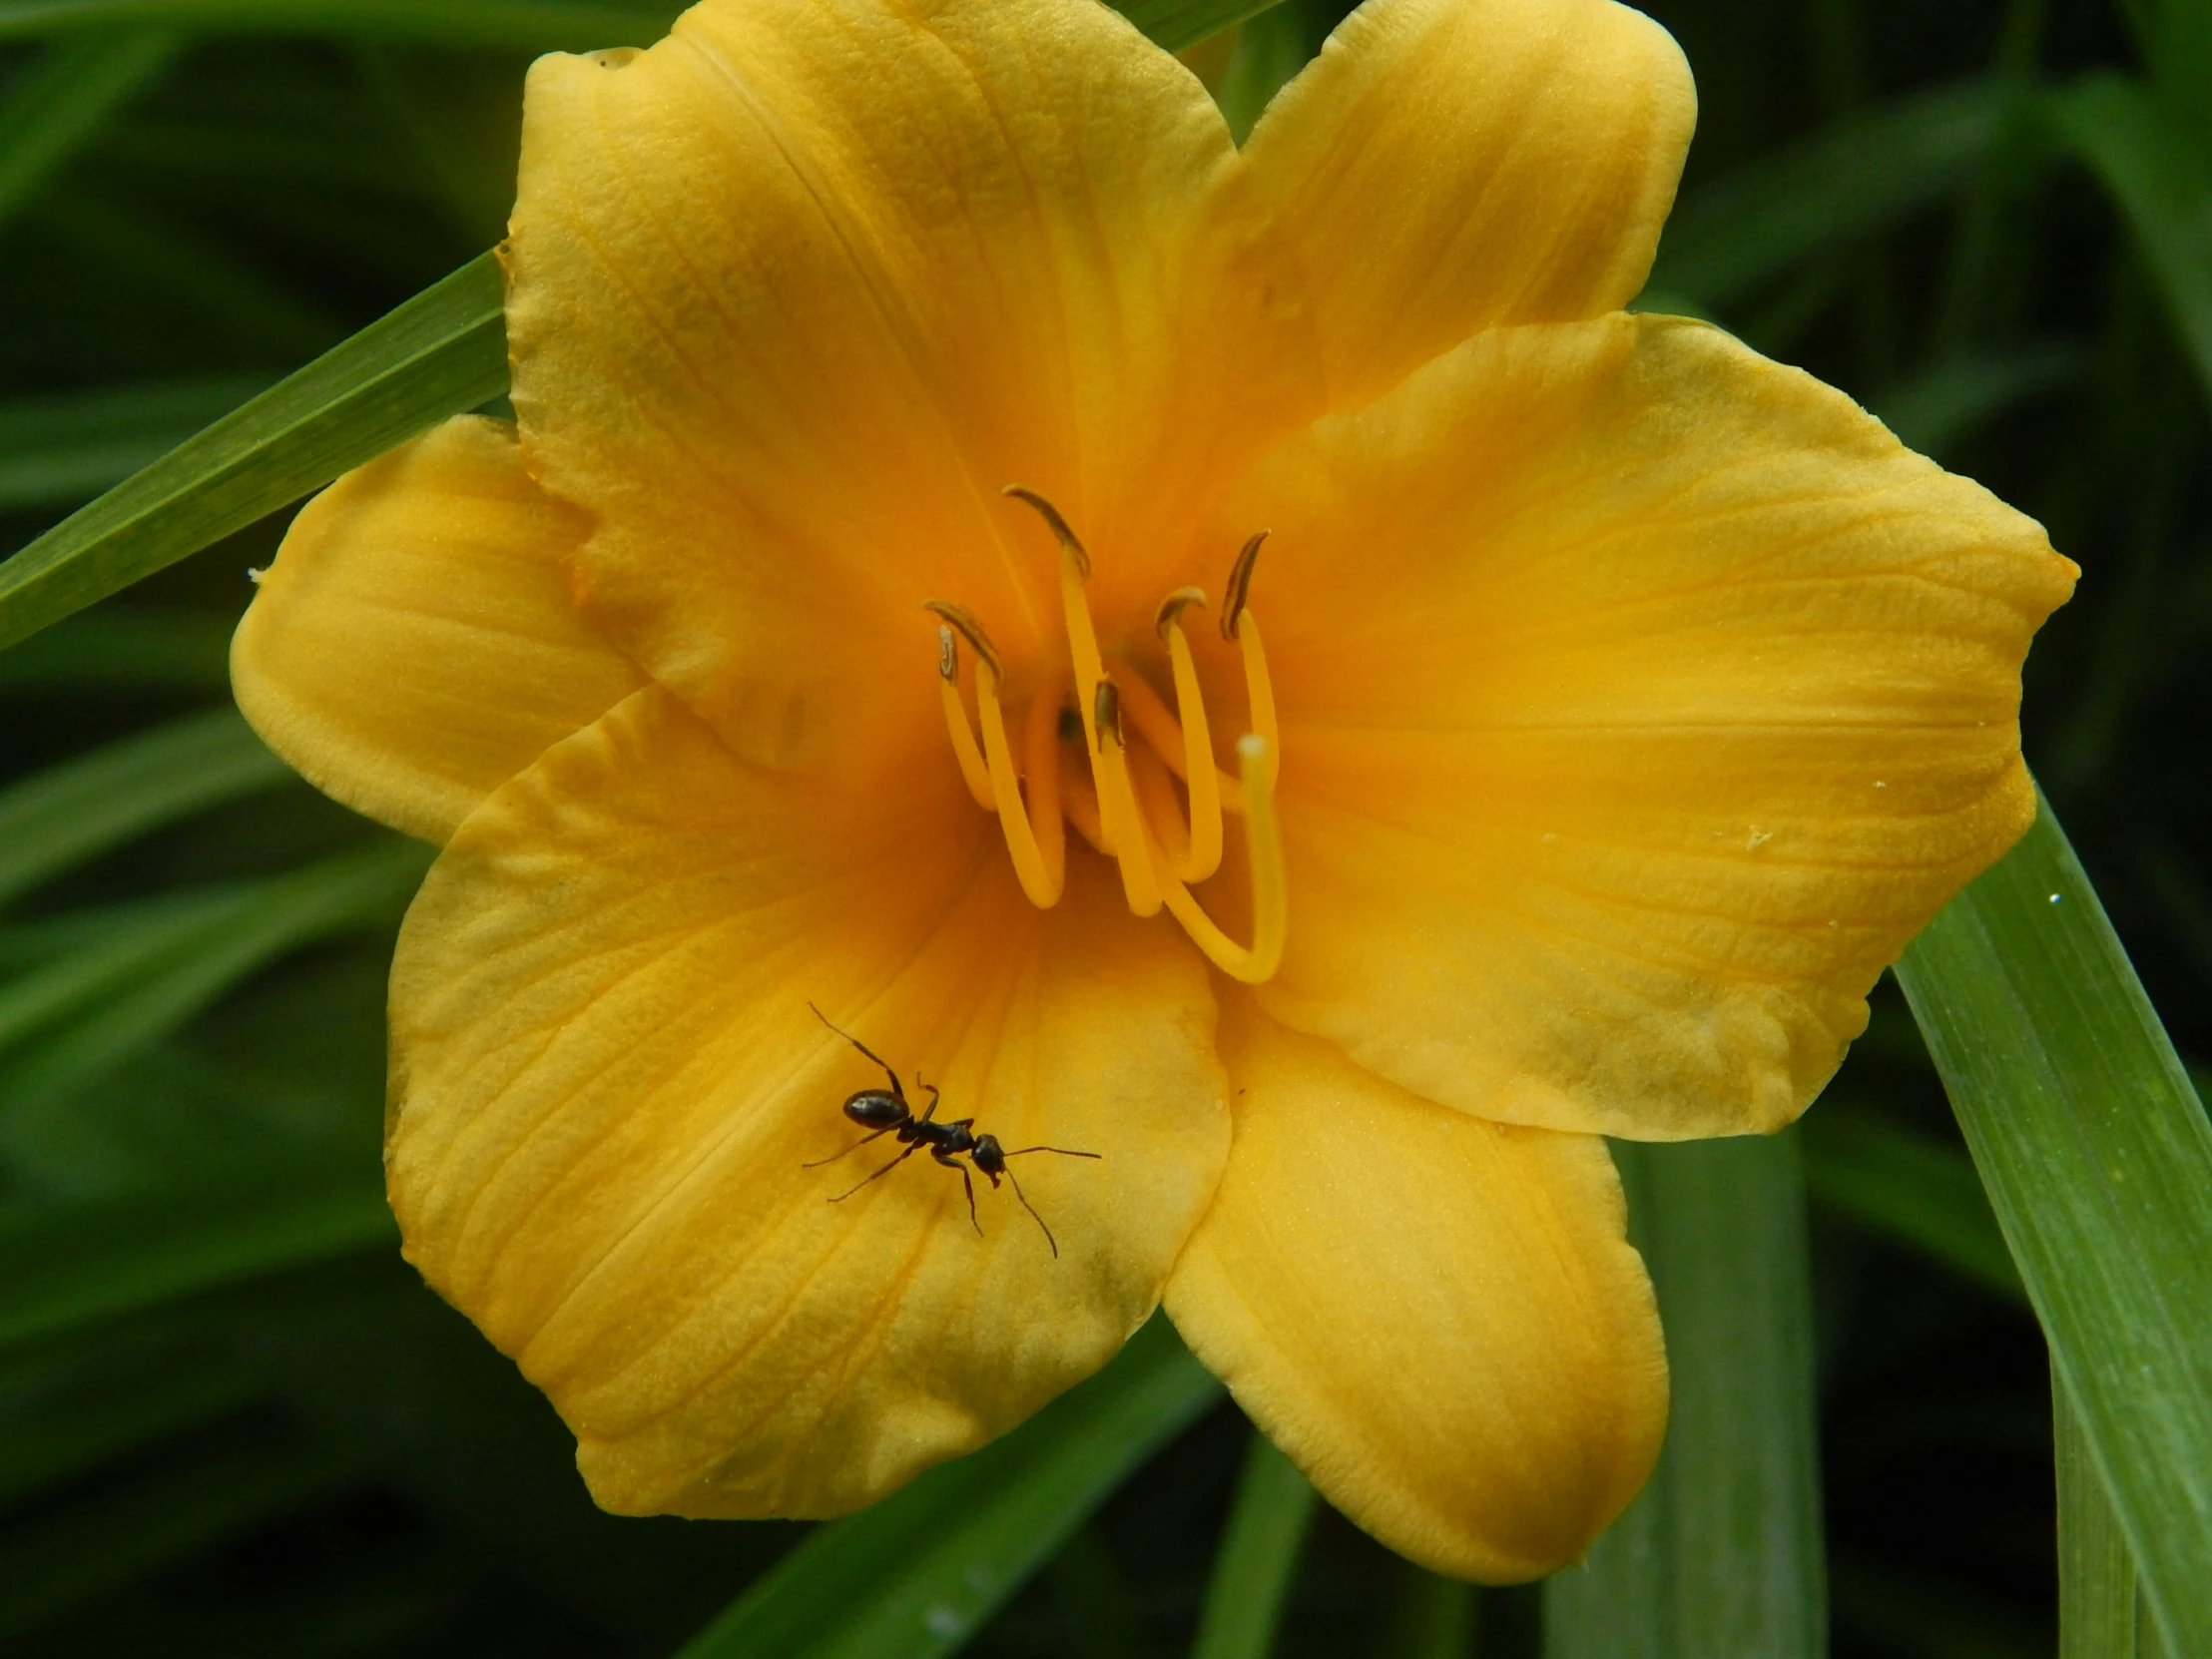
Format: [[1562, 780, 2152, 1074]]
[[1000, 1145, 1104, 1162], [1000, 1166, 1059, 1258], [809, 1000, 901, 1090]]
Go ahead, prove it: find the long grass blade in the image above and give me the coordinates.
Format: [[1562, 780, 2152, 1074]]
[[1798, 1107, 2023, 1302], [0, 28, 178, 229], [0, 376, 271, 512], [0, 1341, 260, 1509], [0, 1427, 345, 1642], [1651, 80, 2017, 309], [2051, 74, 2212, 406], [1866, 340, 2085, 456], [0, 251, 505, 653], [1894, 795, 2212, 1654], [0, 0, 677, 47], [1113, 0, 1286, 51], [0, 709, 289, 908], [0, 1169, 394, 1352], [1189, 1429, 1319, 1659], [677, 1315, 1221, 1659], [0, 837, 429, 1119], [1382, 1566, 1478, 1659], [0, 0, 1265, 50], [0, 607, 233, 693], [1544, 1134, 1826, 1659], [2056, 1373, 2159, 1659]]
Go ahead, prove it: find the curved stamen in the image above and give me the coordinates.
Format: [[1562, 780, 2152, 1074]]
[[1114, 669, 1246, 817], [923, 600, 1064, 908], [1004, 485, 1166, 916], [1151, 734, 1287, 983], [930, 624, 993, 811], [1091, 680, 1164, 916], [1145, 587, 1223, 881], [1222, 531, 1267, 641]]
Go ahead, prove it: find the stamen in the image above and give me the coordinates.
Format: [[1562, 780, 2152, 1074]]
[[1114, 670, 1246, 816], [1007, 487, 1114, 848], [922, 600, 1064, 908], [1150, 734, 1287, 983], [930, 624, 993, 810], [1236, 612, 1280, 782], [1002, 485, 1090, 578], [977, 669, 1066, 908], [1222, 531, 1267, 641], [1146, 587, 1223, 881], [1004, 486, 1165, 916], [1091, 680, 1163, 916]]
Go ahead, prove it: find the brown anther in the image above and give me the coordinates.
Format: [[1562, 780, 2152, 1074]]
[[1003, 485, 1092, 578], [1154, 586, 1209, 640], [1222, 531, 1269, 641], [1093, 680, 1124, 749], [922, 599, 1003, 682]]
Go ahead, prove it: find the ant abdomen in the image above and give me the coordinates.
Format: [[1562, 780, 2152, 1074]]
[[842, 1090, 907, 1130]]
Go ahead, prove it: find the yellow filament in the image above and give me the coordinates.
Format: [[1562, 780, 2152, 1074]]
[[931, 627, 993, 811], [1237, 613, 1279, 790], [1110, 670, 1244, 814], [1091, 680, 1163, 916], [976, 669, 1065, 907], [1158, 607, 1224, 880], [1152, 733, 1287, 983], [1005, 486, 1167, 913]]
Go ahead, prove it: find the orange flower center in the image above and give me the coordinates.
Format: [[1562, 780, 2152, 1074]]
[[926, 488, 1287, 983]]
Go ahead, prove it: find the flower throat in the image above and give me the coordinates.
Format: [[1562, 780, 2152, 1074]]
[[925, 488, 1286, 984]]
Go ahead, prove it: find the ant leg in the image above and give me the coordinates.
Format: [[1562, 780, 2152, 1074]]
[[809, 1001, 906, 1101], [999, 1145, 1104, 1161], [1003, 1168, 1060, 1260], [800, 1124, 897, 1169], [830, 1139, 923, 1202], [929, 1146, 984, 1236]]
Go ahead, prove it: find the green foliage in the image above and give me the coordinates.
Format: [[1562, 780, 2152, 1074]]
[[1189, 1433, 1319, 1659], [1897, 802, 2212, 1654], [1545, 1137, 1825, 1659], [0, 254, 504, 652], [677, 1318, 1221, 1659], [0, 0, 2208, 1652]]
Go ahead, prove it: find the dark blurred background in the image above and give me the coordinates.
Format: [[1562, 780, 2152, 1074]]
[[0, 0, 2205, 1653]]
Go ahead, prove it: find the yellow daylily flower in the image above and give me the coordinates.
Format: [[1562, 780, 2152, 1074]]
[[230, 0, 2076, 1583]]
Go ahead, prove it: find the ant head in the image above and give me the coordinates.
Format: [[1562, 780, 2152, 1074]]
[[970, 1134, 1007, 1182], [843, 1089, 907, 1129]]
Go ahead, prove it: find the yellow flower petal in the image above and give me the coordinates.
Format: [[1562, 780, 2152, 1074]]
[[1165, 996, 1665, 1582], [1229, 313, 2077, 1138], [389, 686, 1227, 1517], [1243, 0, 1695, 408], [231, 415, 642, 843], [504, 0, 1319, 778]]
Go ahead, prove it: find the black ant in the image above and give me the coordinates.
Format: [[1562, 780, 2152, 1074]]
[[802, 1003, 1101, 1258]]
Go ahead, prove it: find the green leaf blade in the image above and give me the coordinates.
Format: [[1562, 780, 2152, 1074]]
[[1651, 80, 2018, 309], [0, 0, 679, 48], [678, 1316, 1221, 1659], [0, 708, 290, 908], [0, 27, 179, 229], [1189, 1430, 1319, 1659], [1545, 1134, 1826, 1659], [1895, 797, 2212, 1654], [0, 251, 506, 654], [2050, 75, 2212, 407]]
